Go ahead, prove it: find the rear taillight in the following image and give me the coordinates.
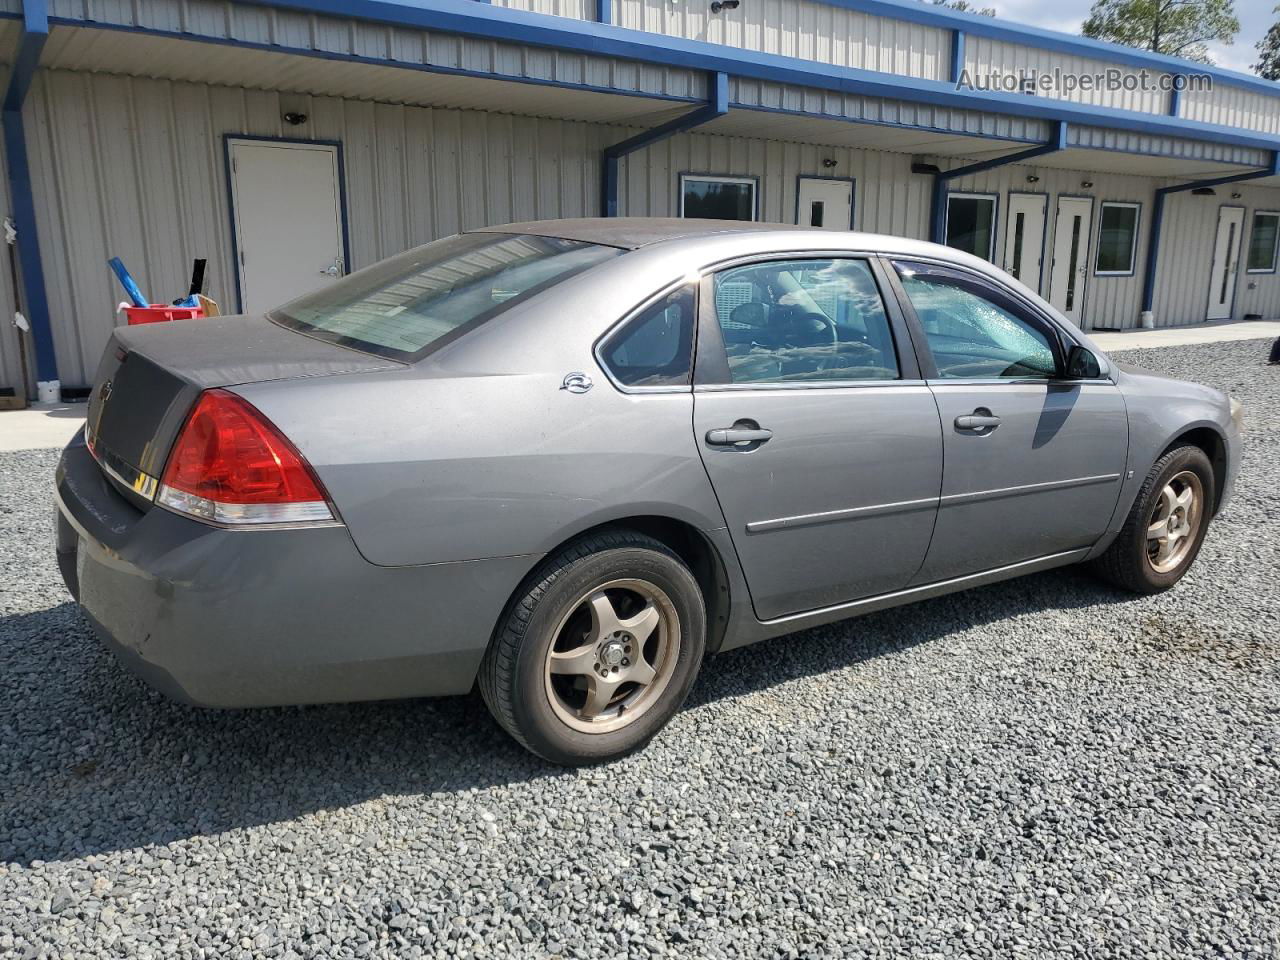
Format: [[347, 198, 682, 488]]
[[157, 389, 335, 526]]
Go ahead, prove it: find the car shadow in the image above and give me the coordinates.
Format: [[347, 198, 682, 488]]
[[0, 567, 1135, 866]]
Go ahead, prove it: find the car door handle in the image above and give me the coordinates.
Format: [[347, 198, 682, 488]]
[[955, 413, 1001, 431], [706, 426, 773, 446]]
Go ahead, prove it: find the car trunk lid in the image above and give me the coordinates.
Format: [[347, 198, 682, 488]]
[[86, 315, 401, 501]]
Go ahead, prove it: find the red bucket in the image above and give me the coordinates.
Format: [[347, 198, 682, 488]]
[[124, 304, 204, 325]]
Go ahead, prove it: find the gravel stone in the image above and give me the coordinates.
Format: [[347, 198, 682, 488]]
[[1, 338, 1278, 958]]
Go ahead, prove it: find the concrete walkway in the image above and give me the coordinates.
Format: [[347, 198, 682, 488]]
[[0, 402, 86, 453], [1, 320, 1277, 452], [1090, 319, 1280, 351]]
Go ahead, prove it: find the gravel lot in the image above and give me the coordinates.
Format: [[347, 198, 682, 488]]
[[2, 338, 1278, 959]]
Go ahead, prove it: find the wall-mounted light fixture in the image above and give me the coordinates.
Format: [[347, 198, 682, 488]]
[[1026, 175, 1040, 184], [822, 158, 838, 168], [283, 112, 308, 126], [710, 0, 739, 11], [1081, 180, 1094, 189], [1231, 192, 1243, 199]]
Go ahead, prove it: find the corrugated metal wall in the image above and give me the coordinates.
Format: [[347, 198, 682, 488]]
[[492, 0, 594, 20], [964, 36, 1169, 115], [25, 69, 617, 387], [614, 0, 949, 80], [15, 65, 1280, 391], [1181, 84, 1280, 137], [729, 78, 1050, 143], [1154, 184, 1280, 327]]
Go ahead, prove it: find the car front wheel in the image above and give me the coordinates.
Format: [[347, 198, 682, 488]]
[[479, 530, 706, 765], [1091, 444, 1216, 594]]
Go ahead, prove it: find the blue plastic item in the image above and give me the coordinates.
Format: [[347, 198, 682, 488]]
[[107, 257, 148, 308]]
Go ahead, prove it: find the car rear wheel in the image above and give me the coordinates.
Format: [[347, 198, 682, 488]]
[[1090, 444, 1215, 594], [479, 530, 706, 765]]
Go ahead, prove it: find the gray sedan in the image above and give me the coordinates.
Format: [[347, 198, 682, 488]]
[[55, 219, 1243, 764]]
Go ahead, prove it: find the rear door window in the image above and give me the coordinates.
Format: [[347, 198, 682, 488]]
[[709, 258, 900, 383], [272, 233, 623, 361]]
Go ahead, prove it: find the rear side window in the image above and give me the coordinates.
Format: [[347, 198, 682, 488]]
[[599, 286, 696, 387], [272, 233, 623, 362]]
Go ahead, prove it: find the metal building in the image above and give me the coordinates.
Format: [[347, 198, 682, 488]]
[[1, 0, 1278, 396]]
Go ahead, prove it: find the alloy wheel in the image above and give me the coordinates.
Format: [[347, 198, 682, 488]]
[[1146, 470, 1203, 574], [543, 579, 680, 734]]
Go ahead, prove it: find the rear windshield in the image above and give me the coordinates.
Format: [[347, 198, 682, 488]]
[[271, 232, 624, 361]]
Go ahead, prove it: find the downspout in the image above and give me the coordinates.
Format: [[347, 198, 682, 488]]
[[3, 0, 55, 398], [929, 121, 1068, 244], [1140, 151, 1280, 325], [601, 71, 729, 217]]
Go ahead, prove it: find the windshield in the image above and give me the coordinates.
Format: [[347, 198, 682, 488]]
[[271, 233, 624, 361]]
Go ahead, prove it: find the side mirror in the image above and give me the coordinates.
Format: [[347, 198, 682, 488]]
[[1066, 344, 1101, 379]]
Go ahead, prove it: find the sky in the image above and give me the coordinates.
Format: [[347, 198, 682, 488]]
[[993, 0, 1274, 75]]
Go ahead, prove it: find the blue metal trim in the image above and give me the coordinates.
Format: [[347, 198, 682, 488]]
[[948, 30, 965, 87], [602, 72, 729, 217], [1168, 75, 1182, 118], [929, 122, 1066, 243], [3, 0, 56, 387], [222, 135, 353, 314], [88, 0, 1279, 154], [1141, 152, 1280, 314], [794, 175, 857, 230], [596, 0, 610, 24]]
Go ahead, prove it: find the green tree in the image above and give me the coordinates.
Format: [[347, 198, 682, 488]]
[[1257, 6, 1280, 79], [932, 0, 997, 17], [1081, 0, 1239, 64]]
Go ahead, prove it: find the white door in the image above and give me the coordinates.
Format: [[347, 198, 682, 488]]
[[1048, 197, 1094, 326], [1206, 206, 1244, 321], [796, 178, 853, 231], [1003, 193, 1047, 295], [228, 139, 346, 313]]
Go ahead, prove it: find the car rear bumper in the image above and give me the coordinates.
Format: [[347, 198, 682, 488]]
[[55, 433, 539, 707]]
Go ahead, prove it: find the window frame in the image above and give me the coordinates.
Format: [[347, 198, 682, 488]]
[[944, 192, 999, 262], [692, 252, 921, 389], [1246, 210, 1280, 275], [678, 173, 759, 222], [593, 278, 701, 395], [1093, 201, 1142, 278], [884, 256, 1111, 384]]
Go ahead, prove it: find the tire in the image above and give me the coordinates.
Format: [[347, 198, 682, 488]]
[[479, 529, 706, 765], [1090, 444, 1215, 594]]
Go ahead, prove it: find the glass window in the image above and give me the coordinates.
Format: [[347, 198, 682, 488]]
[[711, 259, 899, 383], [894, 261, 1059, 380], [945, 194, 997, 261], [599, 286, 696, 387], [273, 233, 623, 362], [1247, 212, 1280, 273], [681, 176, 756, 221], [1095, 203, 1140, 275]]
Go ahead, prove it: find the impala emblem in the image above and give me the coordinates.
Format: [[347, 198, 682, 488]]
[[561, 372, 593, 394]]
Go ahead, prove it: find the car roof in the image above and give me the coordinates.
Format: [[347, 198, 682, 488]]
[[471, 217, 826, 250]]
